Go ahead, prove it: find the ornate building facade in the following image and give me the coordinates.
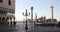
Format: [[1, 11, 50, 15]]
[[0, 0, 15, 24]]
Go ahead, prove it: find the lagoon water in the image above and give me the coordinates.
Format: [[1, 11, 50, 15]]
[[0, 21, 60, 32]]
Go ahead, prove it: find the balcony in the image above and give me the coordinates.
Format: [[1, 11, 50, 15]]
[[0, 7, 15, 13]]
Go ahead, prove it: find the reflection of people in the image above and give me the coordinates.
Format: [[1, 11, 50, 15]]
[[11, 21, 12, 25], [13, 21, 16, 25], [7, 22, 9, 24]]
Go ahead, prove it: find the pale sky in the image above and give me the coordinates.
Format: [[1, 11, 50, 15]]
[[15, 0, 60, 21]]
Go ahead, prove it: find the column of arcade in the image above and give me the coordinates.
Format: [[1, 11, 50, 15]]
[[0, 17, 15, 25]]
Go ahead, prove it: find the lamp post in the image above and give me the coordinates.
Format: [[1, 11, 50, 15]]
[[22, 9, 30, 29]]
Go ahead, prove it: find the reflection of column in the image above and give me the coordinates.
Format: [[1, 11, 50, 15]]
[[35, 13, 37, 23], [51, 5, 54, 23]]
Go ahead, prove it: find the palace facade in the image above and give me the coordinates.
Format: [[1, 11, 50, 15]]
[[0, 0, 15, 24]]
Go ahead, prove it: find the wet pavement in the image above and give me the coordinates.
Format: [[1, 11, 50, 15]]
[[0, 22, 60, 32]]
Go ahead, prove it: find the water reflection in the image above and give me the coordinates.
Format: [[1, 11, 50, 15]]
[[0, 22, 60, 32]]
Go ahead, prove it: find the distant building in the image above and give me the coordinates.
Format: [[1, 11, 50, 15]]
[[0, 0, 15, 24], [38, 16, 46, 23], [27, 19, 31, 23], [46, 19, 57, 24], [34, 15, 57, 24], [38, 18, 57, 24]]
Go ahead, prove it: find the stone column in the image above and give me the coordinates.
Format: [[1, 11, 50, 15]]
[[13, 18, 16, 25], [5, 17, 6, 24], [6, 17, 9, 24], [51, 5, 54, 23], [10, 18, 12, 25]]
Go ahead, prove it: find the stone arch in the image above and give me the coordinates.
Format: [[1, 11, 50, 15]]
[[9, 17, 13, 25], [11, 18, 15, 22], [2, 17, 5, 22], [6, 17, 9, 22], [2, 17, 6, 24]]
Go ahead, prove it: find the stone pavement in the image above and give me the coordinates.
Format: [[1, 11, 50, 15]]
[[0, 22, 60, 32], [27, 26, 60, 32]]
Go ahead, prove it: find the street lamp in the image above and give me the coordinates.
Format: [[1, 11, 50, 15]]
[[22, 9, 30, 29]]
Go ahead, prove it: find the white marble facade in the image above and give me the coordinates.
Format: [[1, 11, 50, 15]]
[[0, 0, 15, 24]]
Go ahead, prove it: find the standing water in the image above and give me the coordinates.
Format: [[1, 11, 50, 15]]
[[0, 21, 60, 32]]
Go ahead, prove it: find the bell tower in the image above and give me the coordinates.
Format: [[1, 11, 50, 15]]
[[51, 5, 54, 23], [31, 6, 33, 22]]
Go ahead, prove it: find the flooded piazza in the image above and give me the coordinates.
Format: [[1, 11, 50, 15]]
[[0, 21, 60, 32]]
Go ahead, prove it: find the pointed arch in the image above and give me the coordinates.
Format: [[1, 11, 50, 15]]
[[8, 0, 11, 5]]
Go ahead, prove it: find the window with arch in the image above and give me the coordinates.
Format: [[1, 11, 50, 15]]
[[8, 0, 11, 5], [0, 0, 3, 3]]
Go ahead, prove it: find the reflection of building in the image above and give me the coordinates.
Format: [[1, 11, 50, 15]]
[[0, 0, 15, 24]]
